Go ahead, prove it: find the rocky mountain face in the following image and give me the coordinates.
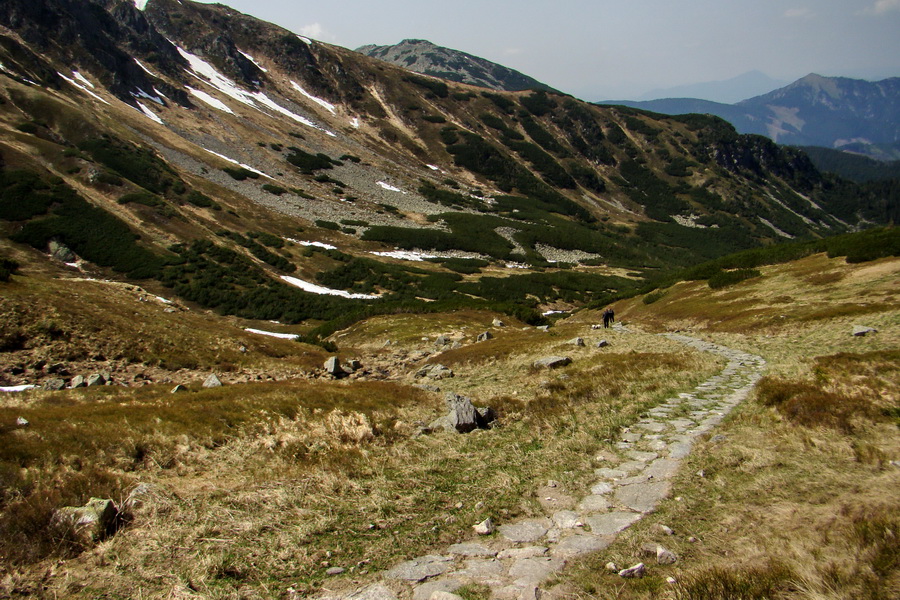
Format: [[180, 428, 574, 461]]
[[356, 38, 555, 93], [599, 74, 900, 161], [0, 0, 895, 335]]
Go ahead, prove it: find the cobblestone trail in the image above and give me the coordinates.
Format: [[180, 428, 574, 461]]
[[322, 330, 767, 600]]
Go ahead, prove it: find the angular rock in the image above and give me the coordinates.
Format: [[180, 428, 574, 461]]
[[456, 558, 505, 579], [86, 373, 106, 387], [497, 546, 548, 560], [533, 356, 571, 369], [430, 592, 464, 600], [551, 510, 581, 529], [492, 319, 505, 327], [657, 545, 677, 565], [536, 325, 550, 332], [16, 416, 29, 427], [434, 335, 450, 347], [577, 495, 610, 513], [473, 518, 495, 535], [69, 375, 86, 389], [413, 579, 465, 600], [596, 340, 610, 348], [567, 337, 585, 347], [852, 325, 877, 337], [324, 357, 342, 377], [476, 331, 493, 342], [43, 378, 66, 391], [417, 364, 454, 380], [347, 584, 399, 600], [170, 384, 187, 394], [326, 566, 345, 575], [618, 563, 646, 578], [498, 518, 552, 543], [384, 555, 452, 582], [435, 393, 479, 433], [53, 497, 118, 543], [202, 374, 223, 388]]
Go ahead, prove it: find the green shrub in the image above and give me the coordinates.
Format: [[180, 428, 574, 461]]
[[222, 167, 260, 181], [286, 148, 334, 173], [262, 184, 288, 196], [421, 114, 447, 124], [643, 290, 665, 304], [185, 190, 217, 208], [315, 220, 340, 231], [403, 75, 449, 98], [77, 137, 184, 196], [0, 257, 20, 282], [117, 192, 163, 207], [707, 268, 761, 289]]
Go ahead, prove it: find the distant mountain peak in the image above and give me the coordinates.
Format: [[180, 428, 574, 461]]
[[355, 39, 554, 93]]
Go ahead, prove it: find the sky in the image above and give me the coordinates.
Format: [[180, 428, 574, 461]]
[[195, 0, 900, 102]]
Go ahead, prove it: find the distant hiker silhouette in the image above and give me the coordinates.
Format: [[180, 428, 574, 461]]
[[602, 308, 615, 328]]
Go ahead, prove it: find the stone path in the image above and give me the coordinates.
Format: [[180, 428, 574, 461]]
[[321, 330, 766, 600]]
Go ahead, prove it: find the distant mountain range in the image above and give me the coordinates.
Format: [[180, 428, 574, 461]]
[[635, 70, 787, 104], [598, 74, 900, 161], [355, 39, 555, 92]]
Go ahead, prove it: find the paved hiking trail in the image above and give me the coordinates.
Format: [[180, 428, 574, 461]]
[[320, 327, 767, 600]]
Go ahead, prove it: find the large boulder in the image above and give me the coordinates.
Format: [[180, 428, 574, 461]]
[[533, 356, 572, 369], [430, 393, 496, 433], [86, 373, 106, 387], [324, 356, 343, 377], [416, 363, 454, 380], [476, 331, 493, 342], [53, 497, 118, 544], [43, 378, 66, 391], [202, 374, 223, 388]]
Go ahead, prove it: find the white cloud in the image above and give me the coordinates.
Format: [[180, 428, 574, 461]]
[[784, 8, 813, 18], [862, 0, 900, 14], [502, 47, 524, 56], [299, 22, 334, 41]]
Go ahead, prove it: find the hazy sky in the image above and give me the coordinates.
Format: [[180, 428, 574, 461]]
[[196, 0, 900, 101]]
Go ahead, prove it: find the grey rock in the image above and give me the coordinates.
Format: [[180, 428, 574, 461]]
[[620, 432, 642, 443], [499, 518, 552, 543], [551, 510, 581, 529], [567, 337, 585, 347], [202, 374, 223, 388], [476, 331, 493, 342], [644, 458, 681, 480], [653, 523, 675, 536], [852, 325, 877, 337], [170, 384, 187, 394], [615, 480, 671, 514], [324, 357, 342, 377], [69, 375, 86, 389], [347, 584, 399, 600], [595, 468, 627, 479], [497, 546, 547, 560], [508, 556, 565, 587], [16, 416, 29, 427], [325, 566, 345, 575], [434, 335, 450, 347], [618, 563, 646, 578], [473, 518, 495, 535], [656, 545, 678, 565], [429, 592, 464, 600], [412, 579, 465, 600], [53, 497, 117, 543], [347, 359, 362, 371], [536, 325, 550, 332], [448, 543, 496, 557], [49, 240, 76, 262], [590, 482, 614, 495], [434, 393, 479, 433], [577, 495, 610, 513], [417, 364, 454, 380], [555, 533, 613, 557], [533, 356, 571, 369], [605, 561, 619, 572], [456, 558, 505, 579], [596, 340, 610, 348], [626, 450, 659, 462], [384, 555, 452, 582], [86, 373, 106, 387], [43, 378, 66, 391], [583, 511, 642, 535], [492, 319, 505, 327]]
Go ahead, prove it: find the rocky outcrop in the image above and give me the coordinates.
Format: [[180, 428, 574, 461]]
[[429, 393, 496, 433]]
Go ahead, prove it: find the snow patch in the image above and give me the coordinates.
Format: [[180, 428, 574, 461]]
[[377, 181, 405, 193], [542, 310, 568, 316], [351, 117, 360, 128], [133, 0, 149, 10], [238, 50, 268, 73], [371, 250, 437, 262], [57, 72, 109, 104], [280, 275, 380, 300], [72, 71, 94, 88], [297, 35, 312, 44], [1, 385, 36, 393], [290, 81, 336, 114], [133, 87, 163, 105], [136, 101, 164, 124], [155, 296, 173, 304], [201, 148, 271, 179], [244, 328, 299, 340], [187, 86, 234, 113], [285, 239, 338, 250], [505, 263, 529, 269], [134, 58, 156, 77]]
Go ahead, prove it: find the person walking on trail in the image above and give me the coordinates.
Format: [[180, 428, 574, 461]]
[[602, 308, 613, 328]]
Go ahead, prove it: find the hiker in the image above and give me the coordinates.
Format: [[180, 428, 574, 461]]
[[602, 308, 612, 328]]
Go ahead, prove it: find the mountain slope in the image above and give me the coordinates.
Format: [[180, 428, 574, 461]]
[[599, 73, 900, 161], [637, 70, 787, 104], [0, 0, 895, 342], [355, 38, 555, 92]]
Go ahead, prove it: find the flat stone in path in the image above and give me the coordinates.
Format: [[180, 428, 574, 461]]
[[552, 510, 581, 529], [590, 482, 614, 495], [583, 511, 642, 535], [614, 480, 671, 514], [456, 558, 506, 580], [643, 458, 681, 480], [626, 450, 658, 462], [497, 546, 548, 560], [346, 584, 398, 600], [448, 542, 497, 557], [620, 432, 642, 443], [384, 555, 453, 582], [413, 578, 465, 600], [595, 467, 627, 479], [577, 494, 610, 513], [498, 518, 552, 543], [554, 533, 614, 557], [634, 421, 667, 433], [508, 556, 566, 587]]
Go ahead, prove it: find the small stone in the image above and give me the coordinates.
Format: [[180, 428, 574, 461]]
[[324, 357, 342, 377], [86, 373, 106, 387], [16, 417, 29, 427], [567, 337, 585, 347], [653, 524, 674, 536], [69, 375, 86, 389], [473, 518, 494, 535], [687, 536, 698, 543], [666, 576, 677, 584], [202, 374, 222, 388], [429, 592, 464, 600], [547, 480, 558, 488], [170, 385, 187, 394], [656, 546, 677, 565], [476, 331, 493, 342], [533, 356, 571, 369], [696, 469, 706, 478], [605, 562, 619, 572], [852, 325, 877, 337], [618, 563, 646, 578], [492, 319, 505, 327], [43, 378, 66, 391], [326, 567, 345, 575], [596, 340, 610, 348]]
